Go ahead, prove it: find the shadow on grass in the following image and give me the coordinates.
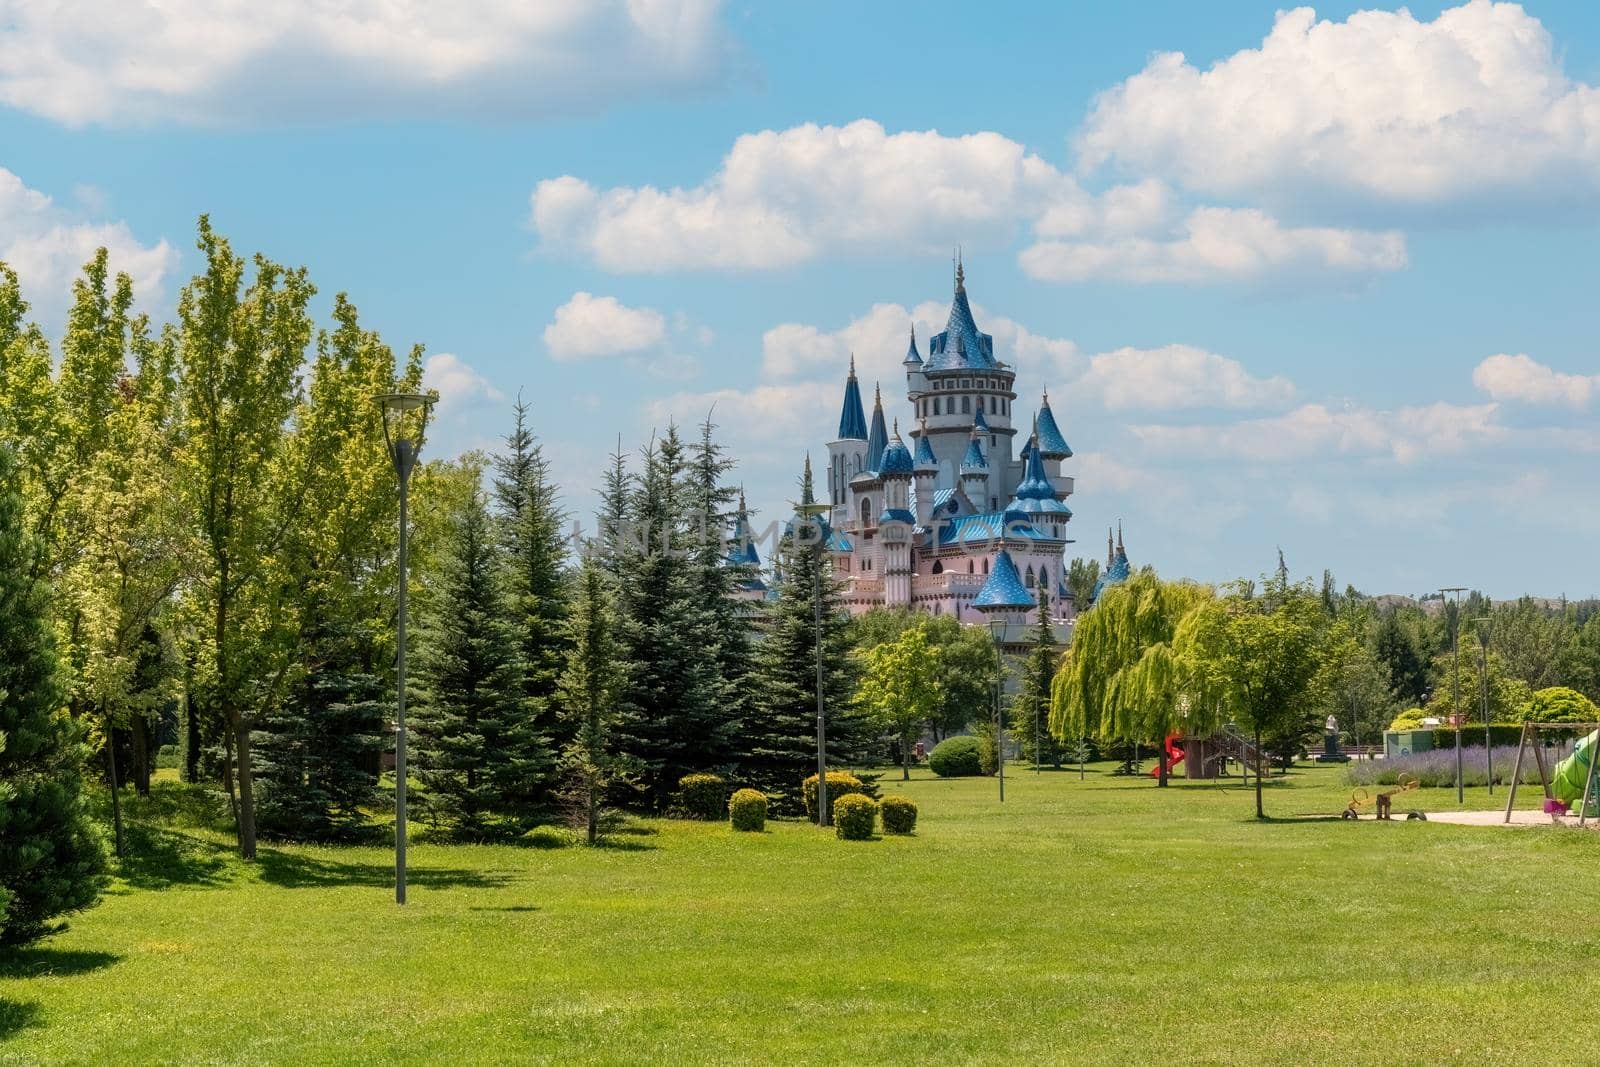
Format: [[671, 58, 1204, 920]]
[[0, 999, 40, 1040], [113, 824, 232, 890], [0, 947, 121, 981], [468, 904, 539, 913], [254, 849, 516, 890]]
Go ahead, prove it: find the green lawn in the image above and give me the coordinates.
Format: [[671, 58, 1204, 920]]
[[3, 764, 1594, 1065]]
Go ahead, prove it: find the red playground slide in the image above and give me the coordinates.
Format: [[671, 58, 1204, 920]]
[[1148, 734, 1185, 778]]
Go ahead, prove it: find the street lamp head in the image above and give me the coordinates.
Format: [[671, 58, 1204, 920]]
[[1472, 616, 1491, 650], [376, 391, 437, 479], [988, 617, 1007, 641]]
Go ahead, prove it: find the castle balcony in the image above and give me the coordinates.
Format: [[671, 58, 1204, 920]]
[[1052, 475, 1074, 497], [912, 571, 987, 596]]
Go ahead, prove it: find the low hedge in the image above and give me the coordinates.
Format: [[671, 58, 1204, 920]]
[[879, 794, 917, 835], [833, 794, 877, 840], [803, 771, 865, 822], [675, 773, 728, 820], [1428, 725, 1530, 750], [928, 736, 983, 777], [729, 789, 767, 832]]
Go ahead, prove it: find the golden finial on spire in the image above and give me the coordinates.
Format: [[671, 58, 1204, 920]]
[[874, 381, 882, 406]]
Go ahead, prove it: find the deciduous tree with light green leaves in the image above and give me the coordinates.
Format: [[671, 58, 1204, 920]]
[[856, 623, 944, 780], [1175, 577, 1323, 818], [1051, 572, 1216, 786], [174, 218, 315, 860]]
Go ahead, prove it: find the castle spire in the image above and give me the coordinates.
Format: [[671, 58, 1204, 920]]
[[865, 383, 889, 472], [1106, 528, 1114, 568], [835, 357, 867, 440]]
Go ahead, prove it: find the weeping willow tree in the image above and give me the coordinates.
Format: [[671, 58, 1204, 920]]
[[1050, 573, 1216, 786]]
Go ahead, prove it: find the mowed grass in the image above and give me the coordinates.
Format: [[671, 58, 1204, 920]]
[[2, 763, 1595, 1065]]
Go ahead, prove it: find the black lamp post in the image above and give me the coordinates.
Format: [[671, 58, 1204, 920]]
[[377, 390, 435, 906]]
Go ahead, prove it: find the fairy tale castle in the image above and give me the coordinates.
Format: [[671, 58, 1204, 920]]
[[810, 261, 1079, 622]]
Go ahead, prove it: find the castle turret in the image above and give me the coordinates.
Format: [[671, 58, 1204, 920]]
[[827, 356, 869, 521], [903, 322, 927, 397], [1005, 423, 1072, 538], [877, 421, 914, 607], [973, 548, 1035, 632], [1035, 387, 1074, 502], [913, 417, 938, 527], [960, 424, 990, 511], [865, 383, 888, 473]]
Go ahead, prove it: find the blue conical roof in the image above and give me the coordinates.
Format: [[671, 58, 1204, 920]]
[[961, 431, 987, 470], [1006, 428, 1071, 517], [836, 356, 867, 441], [728, 489, 761, 568], [973, 407, 990, 432], [1091, 526, 1132, 601], [925, 259, 997, 371], [1035, 391, 1071, 457], [974, 549, 1033, 611], [913, 420, 938, 470], [902, 325, 922, 366], [865, 384, 888, 472], [879, 423, 913, 478]]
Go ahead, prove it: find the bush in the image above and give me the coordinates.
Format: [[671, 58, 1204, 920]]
[[1388, 707, 1427, 731], [833, 794, 877, 840], [1515, 687, 1600, 725], [729, 789, 767, 832], [802, 771, 865, 822], [675, 773, 728, 820], [928, 736, 983, 777], [1429, 724, 1528, 750], [155, 744, 179, 770], [879, 794, 917, 834]]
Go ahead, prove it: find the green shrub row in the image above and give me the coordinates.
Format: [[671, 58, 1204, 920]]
[[1428, 725, 1534, 750]]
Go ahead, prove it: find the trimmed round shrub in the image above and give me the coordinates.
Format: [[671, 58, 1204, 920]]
[[803, 771, 865, 822], [928, 736, 983, 777], [833, 794, 877, 840], [676, 773, 728, 820], [729, 789, 767, 832], [1516, 686, 1600, 725], [879, 794, 918, 835]]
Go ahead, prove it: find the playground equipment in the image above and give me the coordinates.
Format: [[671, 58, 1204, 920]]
[[1504, 722, 1600, 826], [1147, 735, 1185, 779], [1343, 774, 1425, 820]]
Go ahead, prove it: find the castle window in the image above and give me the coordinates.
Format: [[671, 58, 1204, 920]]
[[961, 379, 971, 388], [1025, 566, 1035, 589], [1039, 566, 1049, 590], [931, 560, 943, 574], [860, 498, 871, 527], [967, 560, 974, 574], [983, 558, 990, 574], [990, 496, 998, 510], [989, 396, 997, 414], [961, 396, 971, 414]]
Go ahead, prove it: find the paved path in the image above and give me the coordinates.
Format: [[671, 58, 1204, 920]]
[[1425, 808, 1599, 830]]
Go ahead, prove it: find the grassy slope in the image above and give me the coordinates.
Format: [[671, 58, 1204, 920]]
[[2, 764, 1593, 1066]]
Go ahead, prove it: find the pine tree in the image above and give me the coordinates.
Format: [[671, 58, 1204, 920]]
[[490, 398, 566, 807], [612, 427, 726, 811], [558, 555, 633, 844], [412, 490, 543, 838], [0, 444, 106, 944], [683, 416, 753, 758], [742, 465, 865, 812], [1012, 586, 1067, 769]]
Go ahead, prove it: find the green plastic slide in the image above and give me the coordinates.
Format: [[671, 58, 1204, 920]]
[[1550, 730, 1600, 805]]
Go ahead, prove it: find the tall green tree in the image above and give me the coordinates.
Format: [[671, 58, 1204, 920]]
[[412, 489, 543, 838], [1176, 577, 1322, 817], [491, 397, 569, 806], [1012, 587, 1067, 769], [1066, 557, 1100, 614], [852, 609, 991, 738], [1373, 608, 1429, 706], [612, 428, 726, 810], [558, 555, 632, 845], [254, 295, 417, 841], [742, 469, 865, 810], [1051, 572, 1216, 786], [856, 623, 944, 780], [1315, 619, 1393, 754], [0, 444, 106, 943], [174, 218, 315, 859]]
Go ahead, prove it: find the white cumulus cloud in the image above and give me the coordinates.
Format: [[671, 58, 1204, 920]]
[[1077, 1, 1600, 212], [1020, 206, 1405, 285], [0, 0, 731, 126], [1075, 344, 1297, 411], [544, 291, 667, 360], [1472, 353, 1600, 409], [533, 119, 1081, 272], [424, 351, 503, 416], [0, 166, 176, 323]]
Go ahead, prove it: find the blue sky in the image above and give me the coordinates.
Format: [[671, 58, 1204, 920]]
[[3, 1, 1599, 598]]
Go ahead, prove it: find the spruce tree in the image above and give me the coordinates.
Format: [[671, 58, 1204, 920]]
[[612, 427, 725, 811], [558, 555, 632, 844], [491, 399, 567, 807], [412, 489, 543, 838], [684, 416, 753, 759], [1012, 586, 1067, 769], [741, 463, 865, 811], [0, 444, 106, 944]]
